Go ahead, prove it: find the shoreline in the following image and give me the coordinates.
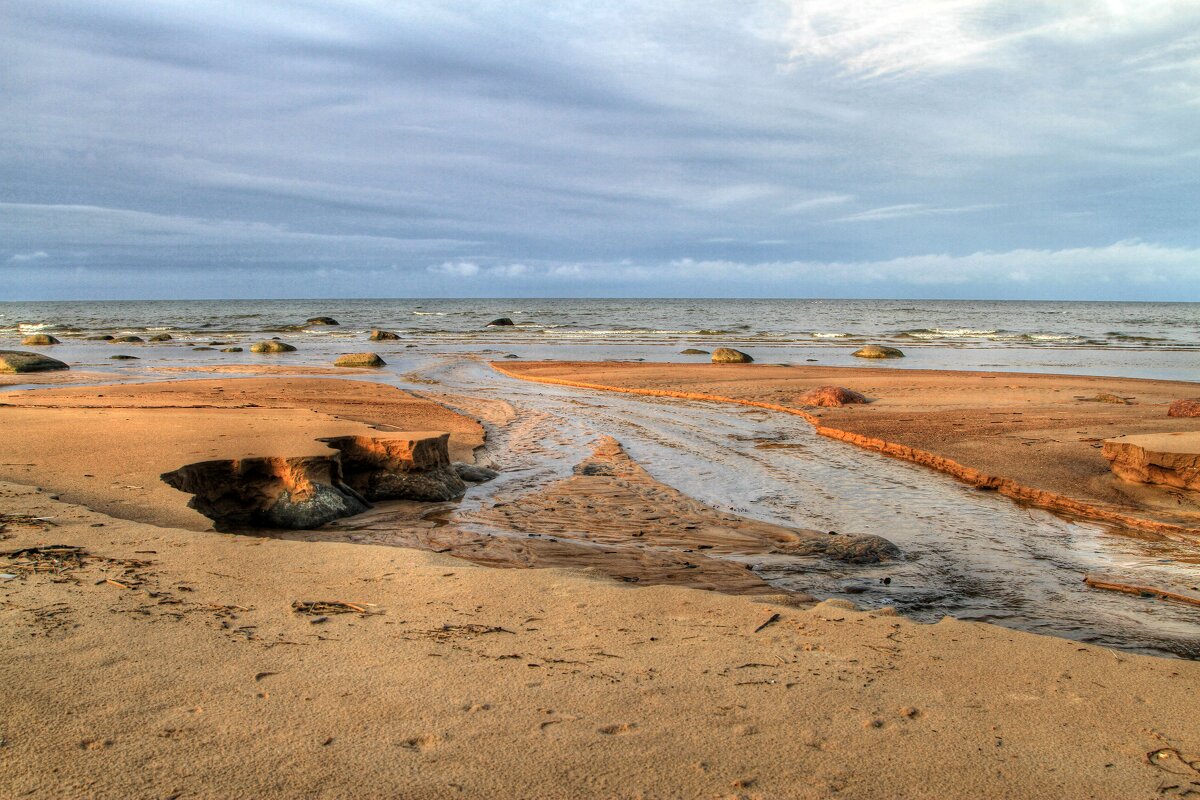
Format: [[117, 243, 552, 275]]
[[490, 361, 1200, 542]]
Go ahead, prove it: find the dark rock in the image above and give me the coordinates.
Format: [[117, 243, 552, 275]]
[[221, 347, 243, 353], [110, 335, 144, 344], [852, 344, 904, 359], [85, 335, 114, 341], [148, 334, 173, 342], [487, 317, 515, 327], [455, 463, 499, 483], [0, 350, 69, 373], [193, 347, 215, 351], [250, 340, 297, 353], [679, 348, 710, 355], [369, 329, 401, 341], [109, 354, 139, 360], [21, 334, 60, 345], [503, 354, 520, 359], [711, 348, 753, 364], [333, 353, 386, 368], [306, 316, 340, 326]]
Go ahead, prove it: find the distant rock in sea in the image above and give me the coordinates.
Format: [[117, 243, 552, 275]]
[[369, 329, 401, 341], [334, 353, 386, 368], [711, 347, 753, 363], [0, 350, 69, 373], [250, 340, 297, 353], [488, 317, 515, 327], [21, 334, 60, 345], [306, 316, 339, 326], [852, 345, 904, 359]]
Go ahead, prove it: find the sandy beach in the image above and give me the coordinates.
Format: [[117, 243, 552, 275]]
[[1, 358, 1198, 798]]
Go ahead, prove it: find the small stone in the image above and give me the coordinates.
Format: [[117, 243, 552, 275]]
[[110, 335, 144, 344], [109, 354, 139, 360], [221, 347, 243, 353], [711, 347, 753, 363], [250, 340, 297, 353], [333, 352, 386, 368], [679, 348, 709, 355], [368, 329, 400, 341], [852, 344, 904, 359]]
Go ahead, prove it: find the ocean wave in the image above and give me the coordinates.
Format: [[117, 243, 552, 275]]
[[811, 332, 853, 339]]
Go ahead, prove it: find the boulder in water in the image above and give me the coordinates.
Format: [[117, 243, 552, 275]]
[[455, 463, 499, 483], [487, 317, 515, 327], [369, 329, 401, 341], [796, 386, 869, 407], [85, 335, 114, 341], [679, 348, 710, 355], [148, 334, 173, 342], [110, 354, 139, 360], [334, 353, 386, 368], [0, 350, 69, 373], [250, 340, 297, 353], [21, 334, 60, 346], [852, 344, 904, 359], [1167, 399, 1200, 418], [110, 335, 144, 344], [221, 347, 243, 353], [711, 348, 753, 364], [306, 316, 339, 326]]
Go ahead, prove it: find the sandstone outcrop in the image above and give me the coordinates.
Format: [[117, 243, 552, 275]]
[[21, 334, 59, 345], [369, 329, 401, 341], [1103, 432, 1200, 492], [711, 348, 753, 363], [161, 432, 466, 530], [1168, 399, 1200, 418], [334, 353, 386, 368], [852, 345, 904, 359], [796, 386, 869, 407], [250, 340, 297, 353], [0, 350, 69, 373]]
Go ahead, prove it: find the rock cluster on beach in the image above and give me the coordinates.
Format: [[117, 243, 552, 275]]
[[796, 386, 869, 407], [1168, 398, 1200, 418], [0, 350, 69, 373], [250, 340, 297, 353], [852, 345, 905, 359], [334, 353, 386, 368], [711, 347, 753, 363]]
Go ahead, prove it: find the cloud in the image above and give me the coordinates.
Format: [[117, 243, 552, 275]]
[[8, 250, 49, 263], [832, 203, 999, 223], [429, 261, 480, 277]]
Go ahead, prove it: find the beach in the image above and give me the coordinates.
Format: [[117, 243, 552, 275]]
[[2, 303, 1200, 798]]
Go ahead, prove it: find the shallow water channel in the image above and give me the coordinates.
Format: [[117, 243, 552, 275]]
[[404, 356, 1200, 659]]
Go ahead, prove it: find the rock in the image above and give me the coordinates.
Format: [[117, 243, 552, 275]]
[[334, 353, 386, 368], [711, 348, 753, 363], [306, 316, 339, 326], [221, 347, 243, 353], [21, 334, 60, 345], [796, 386, 869, 407], [110, 335, 144, 344], [109, 354, 139, 360], [680, 348, 710, 355], [1084, 393, 1130, 405], [209, 341, 232, 346], [148, 334, 173, 342], [193, 347, 215, 351], [455, 463, 499, 483], [791, 534, 901, 564], [0, 350, 69, 373], [85, 335, 114, 341], [250, 340, 297, 353], [852, 345, 904, 359], [487, 317, 515, 327], [1168, 399, 1200, 418], [1103, 432, 1200, 492], [503, 354, 520, 359], [369, 329, 401, 341]]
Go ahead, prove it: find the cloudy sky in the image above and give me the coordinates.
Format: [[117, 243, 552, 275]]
[[3, 0, 1199, 300]]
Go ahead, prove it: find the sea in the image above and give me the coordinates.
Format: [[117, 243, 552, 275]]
[[2, 298, 1198, 380]]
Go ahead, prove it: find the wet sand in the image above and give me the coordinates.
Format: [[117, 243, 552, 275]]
[[2, 372, 1200, 797], [494, 361, 1200, 538]]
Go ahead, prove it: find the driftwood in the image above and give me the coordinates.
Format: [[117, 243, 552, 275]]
[[1083, 576, 1200, 608]]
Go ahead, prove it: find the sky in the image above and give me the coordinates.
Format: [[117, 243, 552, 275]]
[[2, 0, 1199, 300]]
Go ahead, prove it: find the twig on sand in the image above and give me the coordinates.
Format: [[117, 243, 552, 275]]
[[291, 600, 376, 616], [1083, 576, 1200, 608], [754, 613, 781, 633]]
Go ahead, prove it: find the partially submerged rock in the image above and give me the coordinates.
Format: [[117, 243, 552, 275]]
[[334, 353, 386, 368], [306, 316, 339, 326], [221, 347, 243, 353], [1168, 398, 1200, 418], [250, 340, 297, 354], [0, 350, 69, 373], [109, 354, 139, 360], [1103, 432, 1200, 492], [85, 334, 114, 341], [680, 348, 710, 355], [852, 345, 904, 359], [148, 334, 173, 342], [455, 463, 499, 483], [796, 386, 869, 407], [711, 348, 753, 364], [369, 329, 401, 341], [21, 334, 59, 346], [161, 432, 466, 530], [487, 317, 515, 327], [110, 335, 144, 344]]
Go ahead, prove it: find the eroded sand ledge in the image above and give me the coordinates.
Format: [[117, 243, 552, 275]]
[[492, 361, 1200, 541]]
